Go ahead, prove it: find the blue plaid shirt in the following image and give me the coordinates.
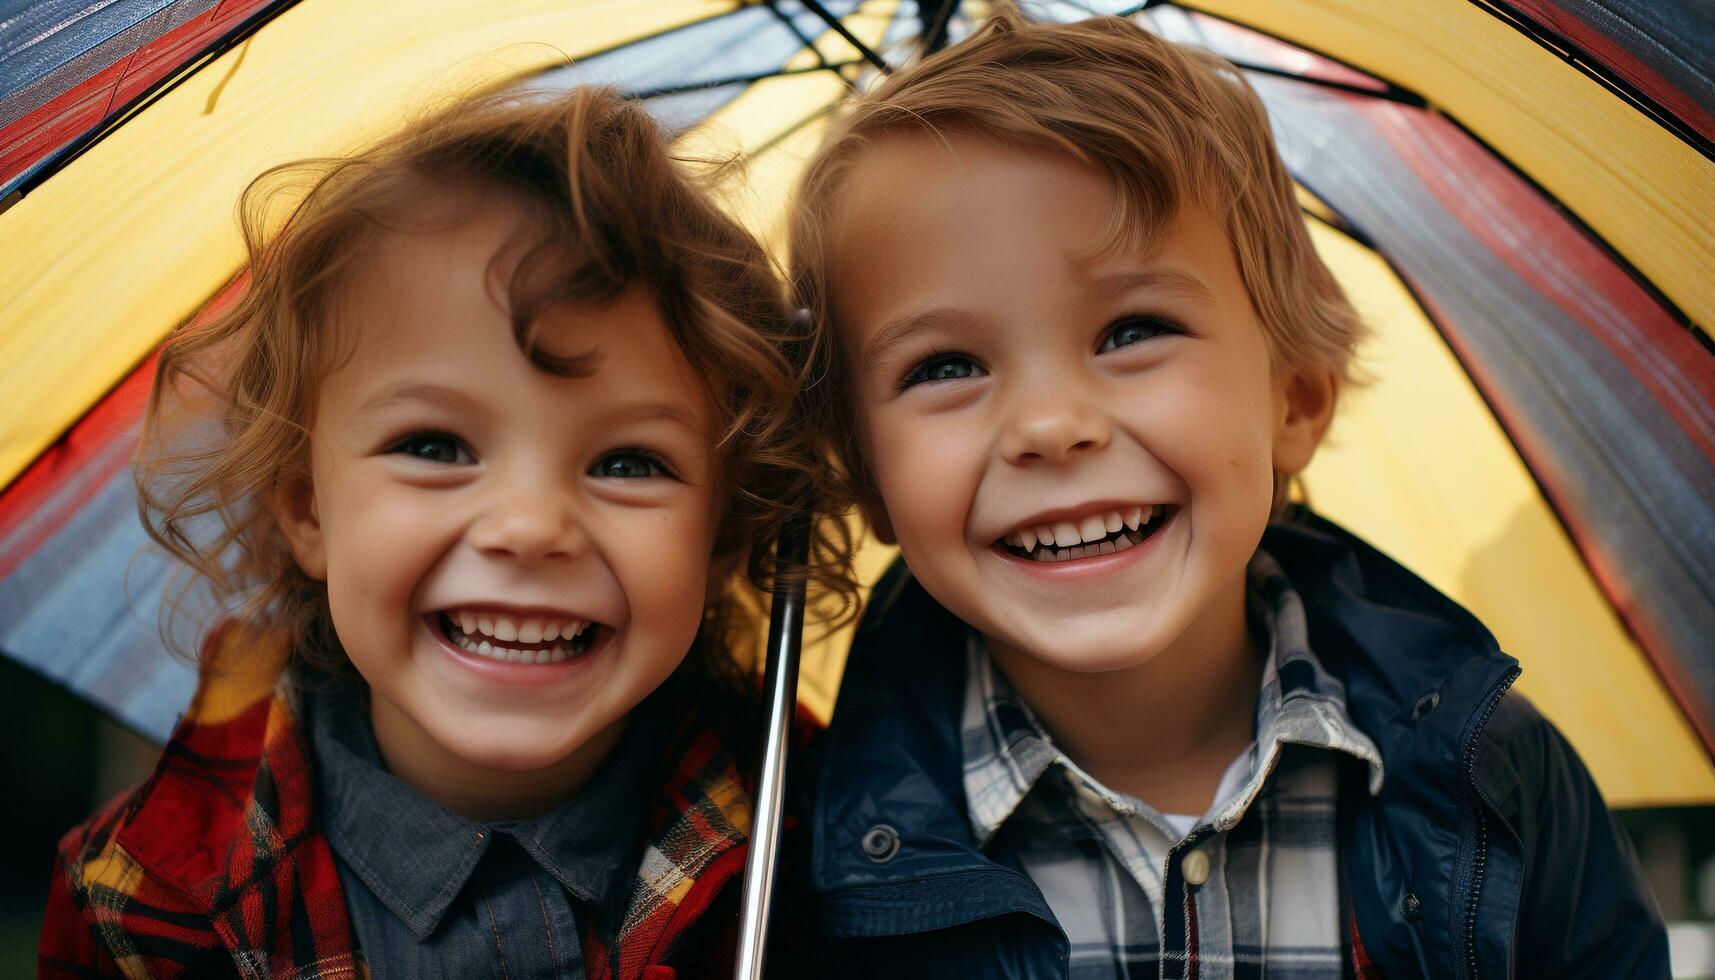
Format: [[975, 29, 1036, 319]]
[[961, 550, 1385, 979]]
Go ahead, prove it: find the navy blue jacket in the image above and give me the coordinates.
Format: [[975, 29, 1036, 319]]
[[804, 513, 1667, 978]]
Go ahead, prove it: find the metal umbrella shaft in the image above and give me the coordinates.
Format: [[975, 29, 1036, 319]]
[[733, 514, 811, 980]]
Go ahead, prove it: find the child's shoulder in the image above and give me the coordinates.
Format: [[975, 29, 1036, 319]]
[[42, 630, 360, 976]]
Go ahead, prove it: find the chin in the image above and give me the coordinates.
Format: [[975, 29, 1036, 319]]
[[1033, 641, 1169, 675], [437, 723, 594, 774], [995, 617, 1181, 674]]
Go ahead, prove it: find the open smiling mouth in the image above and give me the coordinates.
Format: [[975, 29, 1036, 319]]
[[436, 610, 601, 664], [998, 504, 1176, 563]]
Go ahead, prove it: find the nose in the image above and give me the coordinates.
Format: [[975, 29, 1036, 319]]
[[997, 379, 1112, 466], [467, 473, 587, 563]]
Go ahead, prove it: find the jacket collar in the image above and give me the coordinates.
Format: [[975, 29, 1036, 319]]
[[811, 512, 1518, 926]]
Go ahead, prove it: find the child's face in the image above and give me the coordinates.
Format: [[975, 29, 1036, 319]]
[[275, 203, 721, 776], [829, 133, 1328, 674]]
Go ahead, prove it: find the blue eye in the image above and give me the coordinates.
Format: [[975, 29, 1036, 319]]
[[592, 451, 672, 479], [389, 432, 473, 464], [1099, 315, 1180, 353], [900, 353, 985, 390]]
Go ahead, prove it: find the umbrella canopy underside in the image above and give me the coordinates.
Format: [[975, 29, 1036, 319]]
[[1, 0, 1712, 806]]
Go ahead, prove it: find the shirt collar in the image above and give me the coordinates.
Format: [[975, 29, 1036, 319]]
[[959, 548, 1385, 846], [303, 671, 667, 938]]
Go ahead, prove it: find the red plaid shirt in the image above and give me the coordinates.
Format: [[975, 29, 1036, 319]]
[[40, 624, 765, 979]]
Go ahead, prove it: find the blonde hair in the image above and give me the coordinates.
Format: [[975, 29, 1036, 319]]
[[139, 84, 856, 690], [789, 12, 1364, 509]]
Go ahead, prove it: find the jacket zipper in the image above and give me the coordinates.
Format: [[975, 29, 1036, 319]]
[[1459, 663, 1520, 980]]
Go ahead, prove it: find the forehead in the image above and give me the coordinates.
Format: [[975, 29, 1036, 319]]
[[324, 210, 714, 430], [827, 132, 1236, 338], [832, 130, 1114, 259]]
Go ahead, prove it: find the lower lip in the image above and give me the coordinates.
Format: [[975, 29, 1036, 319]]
[[991, 510, 1176, 580], [424, 615, 608, 687]]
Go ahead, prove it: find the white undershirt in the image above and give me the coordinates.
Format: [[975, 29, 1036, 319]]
[[1160, 746, 1253, 839]]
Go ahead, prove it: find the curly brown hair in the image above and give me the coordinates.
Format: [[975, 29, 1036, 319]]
[[138, 83, 856, 696]]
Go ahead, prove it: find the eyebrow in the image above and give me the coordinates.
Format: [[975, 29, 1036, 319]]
[[861, 307, 982, 372], [606, 398, 711, 441], [355, 382, 708, 438], [354, 382, 481, 419], [1089, 269, 1216, 304]]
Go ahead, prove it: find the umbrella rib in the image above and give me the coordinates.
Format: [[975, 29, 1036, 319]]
[[1163, 1, 1705, 340], [1231, 60, 1426, 108], [628, 59, 866, 100], [921, 0, 958, 54], [5, 2, 763, 203], [1464, 0, 1714, 163], [762, 0, 831, 69], [3, 0, 311, 202], [1300, 203, 1715, 761], [798, 0, 891, 73]]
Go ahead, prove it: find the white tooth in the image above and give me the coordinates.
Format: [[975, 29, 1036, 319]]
[[1124, 507, 1144, 530], [1103, 511, 1121, 533], [519, 619, 543, 643], [477, 639, 493, 657], [1033, 525, 1054, 548], [548, 647, 568, 663], [1052, 522, 1080, 546], [570, 621, 589, 638], [1143, 504, 1159, 524], [505, 647, 523, 663], [458, 611, 476, 634], [537, 649, 554, 664], [494, 617, 518, 642], [1016, 527, 1036, 550], [1079, 515, 1105, 541], [540, 623, 559, 642], [477, 615, 495, 637]]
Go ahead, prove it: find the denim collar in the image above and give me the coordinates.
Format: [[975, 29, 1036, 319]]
[[303, 670, 667, 938]]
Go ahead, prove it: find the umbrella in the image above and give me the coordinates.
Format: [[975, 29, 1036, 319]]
[[0, 0, 1711, 899]]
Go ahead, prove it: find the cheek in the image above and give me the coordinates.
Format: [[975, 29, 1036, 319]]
[[313, 470, 454, 646], [1124, 370, 1276, 499], [612, 506, 718, 632], [864, 409, 975, 535]]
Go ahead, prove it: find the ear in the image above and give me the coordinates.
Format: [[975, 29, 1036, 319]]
[[269, 475, 328, 581], [860, 493, 897, 546], [1272, 367, 1338, 478]]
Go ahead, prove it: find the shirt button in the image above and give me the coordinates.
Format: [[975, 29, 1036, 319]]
[[1181, 848, 1210, 887]]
